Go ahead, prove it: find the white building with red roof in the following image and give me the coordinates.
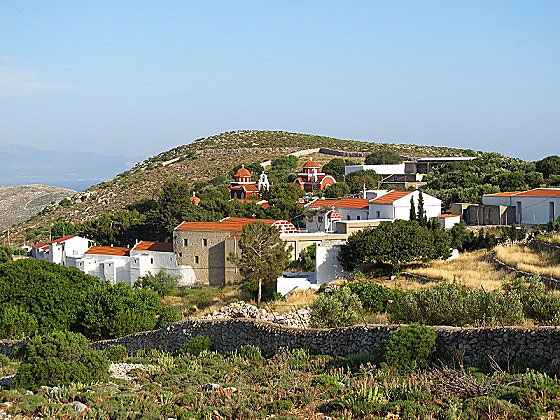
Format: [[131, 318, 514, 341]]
[[483, 188, 560, 225], [304, 190, 442, 232], [31, 235, 94, 266], [294, 158, 336, 192]]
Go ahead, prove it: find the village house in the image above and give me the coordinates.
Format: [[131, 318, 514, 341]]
[[481, 188, 560, 225], [173, 217, 298, 286], [304, 190, 442, 233], [75, 240, 196, 286], [31, 235, 95, 267], [294, 158, 336, 192]]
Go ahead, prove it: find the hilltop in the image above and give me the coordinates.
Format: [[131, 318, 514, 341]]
[[1, 130, 476, 244], [0, 184, 75, 232]]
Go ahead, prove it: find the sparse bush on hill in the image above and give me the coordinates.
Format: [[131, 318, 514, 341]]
[[346, 280, 403, 313], [14, 331, 109, 390], [105, 345, 128, 361]]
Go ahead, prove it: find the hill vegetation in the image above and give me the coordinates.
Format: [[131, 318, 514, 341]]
[[1, 130, 476, 245]]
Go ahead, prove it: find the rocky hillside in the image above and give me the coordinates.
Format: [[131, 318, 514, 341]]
[[1, 130, 476, 244], [0, 184, 75, 231]]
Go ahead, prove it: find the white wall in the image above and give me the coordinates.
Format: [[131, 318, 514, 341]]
[[316, 242, 348, 284], [517, 197, 560, 225], [276, 276, 319, 296], [482, 196, 512, 207], [129, 249, 196, 286], [76, 255, 131, 285]]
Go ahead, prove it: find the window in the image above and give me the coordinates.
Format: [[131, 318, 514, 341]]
[[203, 238, 208, 246], [356, 215, 361, 220], [347, 215, 351, 220], [376, 211, 380, 218], [183, 238, 188, 246], [150, 258, 154, 264], [194, 256, 199, 264]]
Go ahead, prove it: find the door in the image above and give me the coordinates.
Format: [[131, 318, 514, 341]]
[[516, 202, 522, 224], [550, 202, 556, 223]]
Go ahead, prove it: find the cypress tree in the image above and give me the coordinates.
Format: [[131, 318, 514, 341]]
[[417, 192, 427, 226], [409, 196, 417, 221]]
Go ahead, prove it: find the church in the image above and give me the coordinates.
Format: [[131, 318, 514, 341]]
[[229, 165, 270, 199], [294, 158, 336, 192]]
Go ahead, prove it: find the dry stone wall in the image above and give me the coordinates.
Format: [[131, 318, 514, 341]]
[[4, 319, 560, 365]]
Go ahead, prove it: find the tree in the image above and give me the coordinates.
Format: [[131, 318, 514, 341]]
[[338, 220, 451, 272], [345, 170, 380, 194], [322, 158, 357, 181], [134, 270, 180, 297], [50, 221, 77, 239], [409, 196, 417, 221], [365, 150, 403, 165], [323, 182, 350, 198], [536, 155, 560, 179], [228, 222, 292, 305], [417, 192, 427, 226], [497, 171, 527, 191]]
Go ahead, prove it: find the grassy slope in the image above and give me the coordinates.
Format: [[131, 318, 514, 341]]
[[2, 130, 476, 244]]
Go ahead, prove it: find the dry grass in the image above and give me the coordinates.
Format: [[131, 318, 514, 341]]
[[373, 276, 439, 292], [267, 288, 318, 313], [542, 233, 560, 246], [494, 245, 560, 279], [402, 250, 515, 291]]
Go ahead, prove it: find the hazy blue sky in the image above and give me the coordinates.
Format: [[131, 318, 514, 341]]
[[1, 1, 558, 160]]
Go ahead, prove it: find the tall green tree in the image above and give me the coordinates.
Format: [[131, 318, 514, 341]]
[[536, 155, 560, 179], [365, 150, 404, 165], [323, 181, 351, 198], [409, 196, 417, 221], [229, 222, 292, 305], [51, 221, 77, 238], [345, 170, 380, 194]]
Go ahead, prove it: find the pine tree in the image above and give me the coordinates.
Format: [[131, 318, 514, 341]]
[[409, 196, 417, 221], [417, 192, 427, 226]]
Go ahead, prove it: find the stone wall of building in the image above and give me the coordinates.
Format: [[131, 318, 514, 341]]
[[3, 319, 560, 365]]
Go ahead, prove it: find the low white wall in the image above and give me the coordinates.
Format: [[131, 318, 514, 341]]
[[277, 276, 319, 296], [316, 242, 348, 284]]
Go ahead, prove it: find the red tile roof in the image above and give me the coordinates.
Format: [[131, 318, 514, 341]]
[[84, 246, 131, 256], [484, 191, 521, 197], [434, 214, 462, 219], [369, 190, 413, 204], [234, 167, 252, 177], [32, 235, 76, 250], [514, 189, 560, 197], [175, 217, 279, 232], [303, 158, 320, 168], [306, 198, 370, 209], [484, 189, 560, 198], [132, 241, 173, 252]]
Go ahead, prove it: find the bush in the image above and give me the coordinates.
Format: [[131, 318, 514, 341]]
[[503, 276, 560, 325], [0, 354, 9, 367], [181, 336, 212, 356], [310, 286, 363, 328], [347, 280, 402, 312], [105, 345, 128, 361], [14, 331, 109, 390], [239, 344, 265, 364], [0, 304, 38, 340], [383, 324, 437, 371], [134, 271, 180, 297], [386, 282, 525, 327]]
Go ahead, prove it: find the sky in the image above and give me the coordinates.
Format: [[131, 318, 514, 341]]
[[1, 1, 558, 161]]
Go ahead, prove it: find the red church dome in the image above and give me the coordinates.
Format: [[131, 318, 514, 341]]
[[234, 166, 252, 178]]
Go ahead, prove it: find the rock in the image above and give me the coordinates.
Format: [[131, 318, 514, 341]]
[[73, 402, 88, 413], [203, 383, 221, 392]]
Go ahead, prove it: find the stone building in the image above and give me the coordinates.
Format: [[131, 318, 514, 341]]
[[173, 217, 298, 285]]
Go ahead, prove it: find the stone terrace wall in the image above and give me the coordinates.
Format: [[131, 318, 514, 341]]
[[4, 319, 560, 364], [91, 319, 560, 364]]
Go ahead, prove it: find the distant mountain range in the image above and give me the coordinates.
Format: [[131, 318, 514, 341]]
[[0, 145, 144, 191]]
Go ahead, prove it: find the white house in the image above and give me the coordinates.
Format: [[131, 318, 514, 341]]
[[129, 241, 195, 286], [31, 235, 95, 267], [433, 214, 462, 229], [76, 246, 133, 285], [482, 188, 560, 225], [305, 190, 442, 233]]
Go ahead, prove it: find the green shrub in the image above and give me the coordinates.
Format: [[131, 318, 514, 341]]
[[310, 286, 363, 328], [503, 276, 560, 325], [181, 336, 212, 356], [239, 344, 264, 363], [383, 324, 437, 371], [105, 345, 128, 361], [0, 354, 9, 367], [387, 282, 525, 327], [14, 331, 109, 390], [347, 280, 402, 312], [0, 304, 38, 339], [134, 271, 180, 297]]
